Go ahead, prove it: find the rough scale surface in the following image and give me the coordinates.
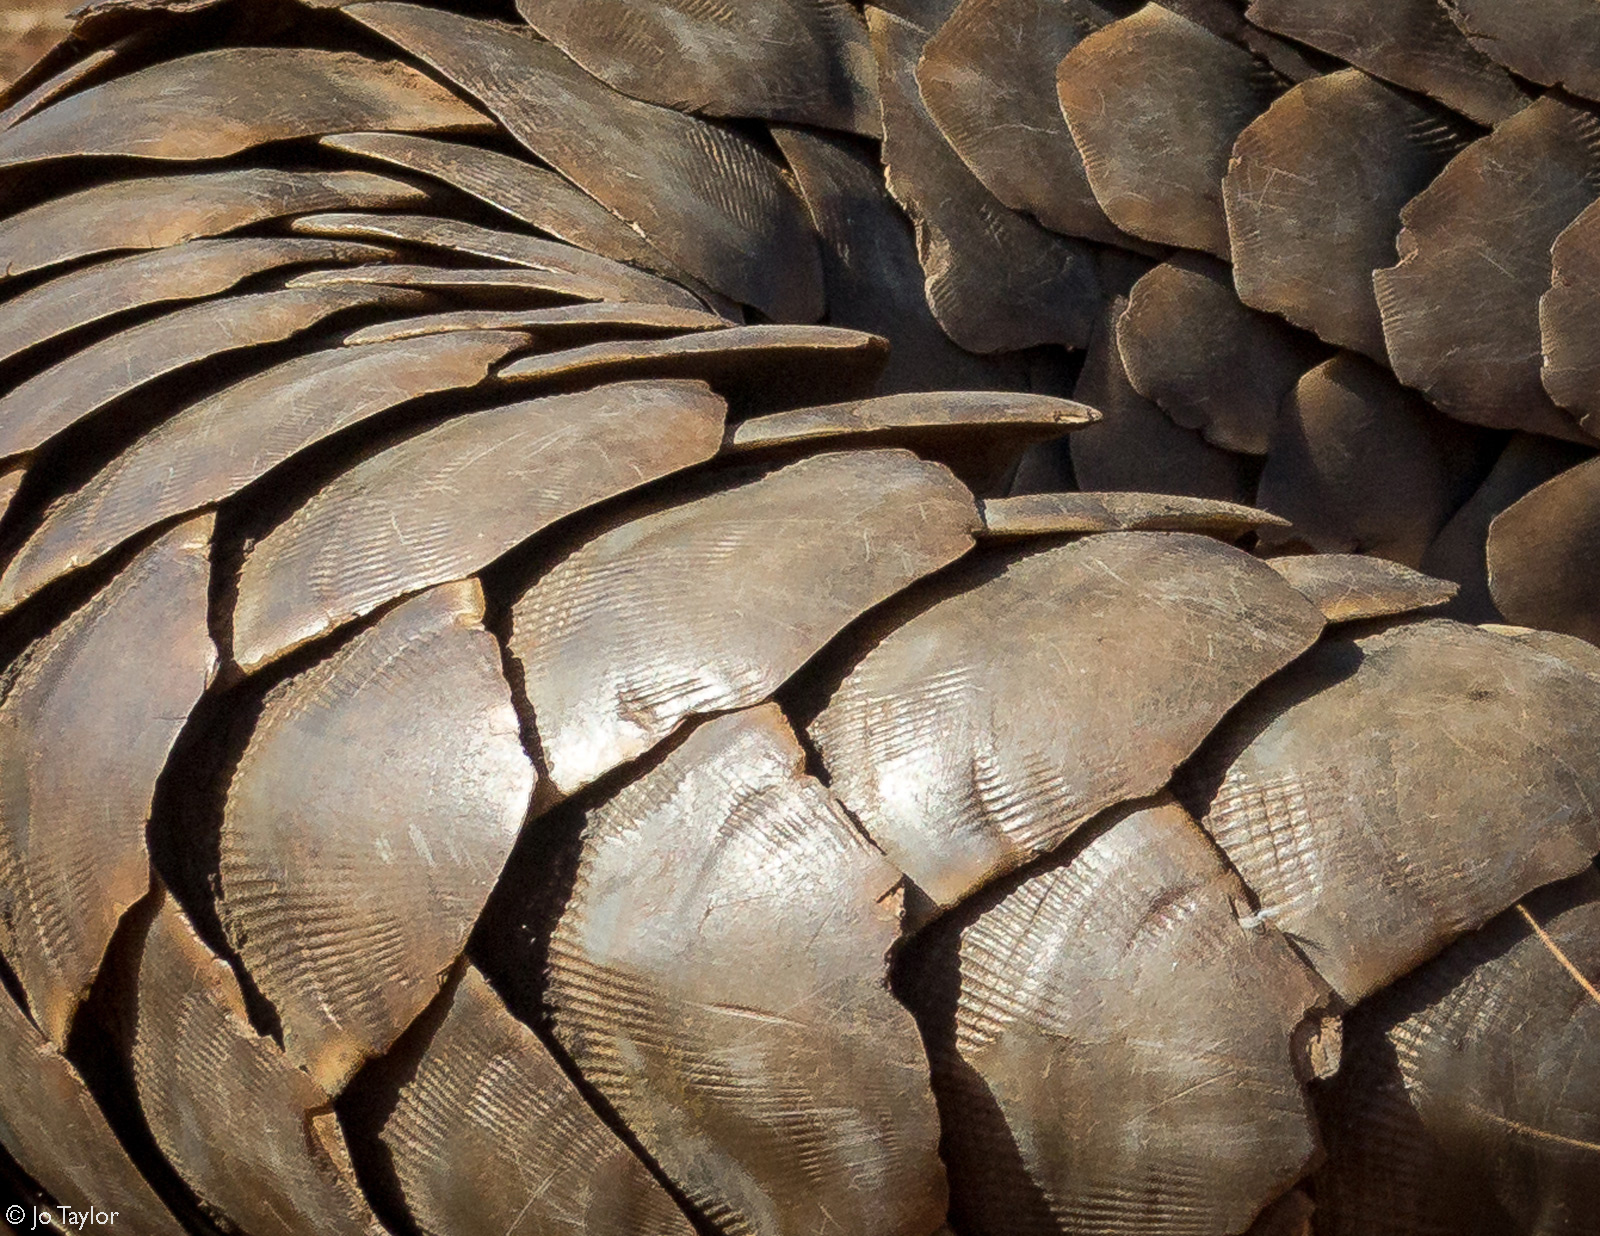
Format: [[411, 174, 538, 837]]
[[0, 3, 1597, 1233]]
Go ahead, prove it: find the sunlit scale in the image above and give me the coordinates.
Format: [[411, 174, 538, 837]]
[[0, 1, 1595, 1233]]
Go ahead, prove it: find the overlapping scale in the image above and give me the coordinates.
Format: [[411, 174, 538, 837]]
[[233, 379, 727, 671], [1057, 4, 1283, 258], [511, 448, 977, 796], [1254, 354, 1488, 567], [1189, 620, 1600, 1003], [0, 46, 490, 168], [0, 39, 127, 130], [1315, 867, 1600, 1234], [1540, 197, 1600, 428], [495, 325, 888, 411], [1244, 0, 1526, 124], [1154, 0, 1324, 81], [0, 516, 214, 1048], [0, 238, 396, 370], [341, 302, 724, 347], [811, 531, 1325, 906], [1486, 454, 1600, 646], [376, 965, 695, 1236], [345, 2, 825, 321], [0, 283, 425, 465], [320, 131, 708, 295], [0, 169, 426, 283], [1114, 254, 1321, 454], [288, 263, 656, 307], [1069, 297, 1257, 502], [726, 390, 1097, 492], [915, 0, 1132, 245], [1420, 433, 1594, 621], [1263, 555, 1458, 625], [514, 0, 879, 133], [900, 797, 1330, 1236], [220, 581, 535, 1094], [0, 1, 1596, 1230], [1375, 93, 1600, 442], [1225, 69, 1473, 362], [771, 124, 1024, 393], [1442, 0, 1600, 105], [288, 213, 708, 312], [0, 980, 186, 1236], [0, 329, 528, 613], [546, 705, 948, 1236], [870, 6, 1102, 352], [132, 892, 387, 1236]]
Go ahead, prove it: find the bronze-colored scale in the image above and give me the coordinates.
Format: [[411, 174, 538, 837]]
[[0, 3, 1595, 1235]]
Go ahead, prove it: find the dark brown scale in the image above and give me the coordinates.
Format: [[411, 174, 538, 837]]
[[1246, 0, 1527, 124], [494, 324, 891, 411], [915, 0, 1140, 247], [219, 580, 536, 1094], [1254, 352, 1491, 568], [1261, 554, 1459, 625], [978, 490, 1288, 541], [1069, 295, 1258, 503], [513, 0, 880, 134], [510, 448, 977, 797], [344, 2, 826, 321], [1114, 253, 1324, 454], [871, 5, 1103, 353], [1057, 4, 1285, 258], [0, 328, 528, 614], [1376, 93, 1600, 443], [320, 130, 723, 303], [132, 889, 388, 1236], [339, 301, 726, 346], [232, 378, 727, 671], [1442, 0, 1600, 108], [772, 123, 1040, 394], [0, 168, 427, 285], [1315, 867, 1600, 1234], [287, 211, 711, 312], [286, 262, 662, 307], [0, 45, 492, 168], [1541, 196, 1600, 428], [0, 283, 427, 466], [1187, 621, 1600, 1004], [0, 2, 1595, 1232], [1421, 433, 1597, 622], [897, 796, 1331, 1236], [1486, 454, 1600, 647], [0, 38, 122, 128], [0, 976, 188, 1236], [0, 516, 215, 1048], [725, 390, 1097, 494], [545, 705, 947, 1236], [372, 964, 697, 1236], [0, 238, 398, 371], [810, 531, 1324, 907], [1225, 70, 1475, 363]]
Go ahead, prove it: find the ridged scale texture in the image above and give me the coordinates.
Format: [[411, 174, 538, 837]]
[[377, 964, 695, 1236], [220, 581, 535, 1094], [0, 516, 214, 1047], [903, 798, 1330, 1236], [546, 705, 948, 1236], [0, 2, 1598, 1234]]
